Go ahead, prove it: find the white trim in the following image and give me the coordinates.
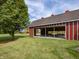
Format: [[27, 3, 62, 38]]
[[73, 22, 74, 40], [68, 22, 70, 40], [77, 21, 78, 40]]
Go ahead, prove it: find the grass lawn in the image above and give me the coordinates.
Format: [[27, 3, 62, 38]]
[[0, 34, 79, 59]]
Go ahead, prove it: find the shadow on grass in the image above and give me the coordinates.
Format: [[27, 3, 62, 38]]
[[0, 34, 26, 44], [66, 46, 79, 59]]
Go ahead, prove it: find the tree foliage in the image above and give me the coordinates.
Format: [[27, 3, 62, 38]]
[[0, 0, 7, 5], [0, 0, 29, 38]]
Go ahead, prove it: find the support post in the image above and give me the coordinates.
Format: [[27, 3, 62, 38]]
[[33, 28, 34, 37], [45, 27, 46, 37], [53, 27, 55, 37], [34, 28, 36, 36]]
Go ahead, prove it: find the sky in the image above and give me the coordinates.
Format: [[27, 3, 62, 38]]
[[24, 0, 79, 21]]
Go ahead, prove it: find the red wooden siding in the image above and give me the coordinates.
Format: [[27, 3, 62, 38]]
[[29, 28, 34, 37], [66, 21, 78, 40], [74, 21, 77, 40], [66, 23, 69, 40], [70, 22, 73, 40]]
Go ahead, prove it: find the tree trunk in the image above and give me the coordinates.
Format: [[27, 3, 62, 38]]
[[9, 31, 15, 39], [11, 32, 14, 39]]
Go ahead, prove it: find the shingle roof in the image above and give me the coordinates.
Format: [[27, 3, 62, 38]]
[[29, 9, 79, 27]]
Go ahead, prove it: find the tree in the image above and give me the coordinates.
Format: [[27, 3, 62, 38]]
[[0, 0, 7, 5], [0, 0, 29, 38]]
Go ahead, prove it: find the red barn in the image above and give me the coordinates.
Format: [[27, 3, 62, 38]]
[[29, 9, 79, 40]]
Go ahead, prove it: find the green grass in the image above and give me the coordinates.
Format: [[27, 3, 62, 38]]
[[0, 34, 79, 59]]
